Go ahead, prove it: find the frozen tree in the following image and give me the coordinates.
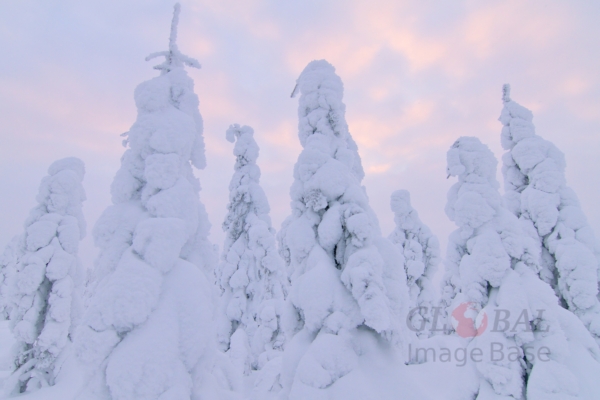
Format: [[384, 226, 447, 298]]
[[75, 5, 222, 400], [439, 137, 508, 316], [388, 189, 440, 338], [216, 124, 288, 377], [0, 236, 25, 320], [442, 137, 598, 399], [500, 84, 600, 343], [0, 157, 86, 395], [277, 60, 410, 398]]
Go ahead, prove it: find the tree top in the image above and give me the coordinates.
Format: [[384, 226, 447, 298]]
[[145, 3, 201, 74], [502, 83, 511, 103]]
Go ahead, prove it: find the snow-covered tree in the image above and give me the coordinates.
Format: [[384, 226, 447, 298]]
[[500, 84, 600, 343], [388, 189, 440, 338], [216, 124, 288, 376], [0, 236, 25, 320], [277, 60, 410, 398], [0, 157, 86, 394], [75, 5, 221, 399], [440, 136, 510, 315], [442, 136, 599, 399]]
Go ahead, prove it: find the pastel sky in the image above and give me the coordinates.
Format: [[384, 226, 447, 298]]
[[1, 0, 600, 270]]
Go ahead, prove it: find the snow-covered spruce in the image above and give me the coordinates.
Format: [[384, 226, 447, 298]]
[[75, 5, 221, 400], [0, 157, 86, 394], [0, 236, 25, 320], [216, 124, 288, 378], [277, 60, 410, 398], [388, 189, 440, 338], [500, 84, 600, 343], [442, 137, 598, 399], [439, 136, 511, 317]]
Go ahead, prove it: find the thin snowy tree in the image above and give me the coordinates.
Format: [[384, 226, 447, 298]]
[[0, 236, 25, 320], [0, 157, 86, 395], [442, 136, 599, 400], [388, 189, 440, 338], [75, 5, 224, 400], [216, 124, 288, 380], [500, 84, 600, 343], [277, 60, 411, 398]]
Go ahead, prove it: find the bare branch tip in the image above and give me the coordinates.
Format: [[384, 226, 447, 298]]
[[502, 84, 511, 103]]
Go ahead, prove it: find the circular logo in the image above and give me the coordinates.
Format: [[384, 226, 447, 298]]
[[451, 302, 488, 338]]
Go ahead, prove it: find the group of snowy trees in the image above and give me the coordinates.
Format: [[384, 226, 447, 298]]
[[441, 135, 590, 399], [1, 4, 600, 400]]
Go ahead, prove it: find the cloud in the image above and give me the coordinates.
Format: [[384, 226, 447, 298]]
[[1, 0, 600, 272]]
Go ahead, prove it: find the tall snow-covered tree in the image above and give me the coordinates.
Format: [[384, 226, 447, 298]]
[[0, 237, 24, 320], [75, 5, 221, 399], [277, 60, 411, 398], [442, 136, 599, 399], [0, 157, 86, 394], [440, 136, 510, 316], [388, 189, 440, 338], [499, 84, 600, 343], [216, 124, 288, 376]]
